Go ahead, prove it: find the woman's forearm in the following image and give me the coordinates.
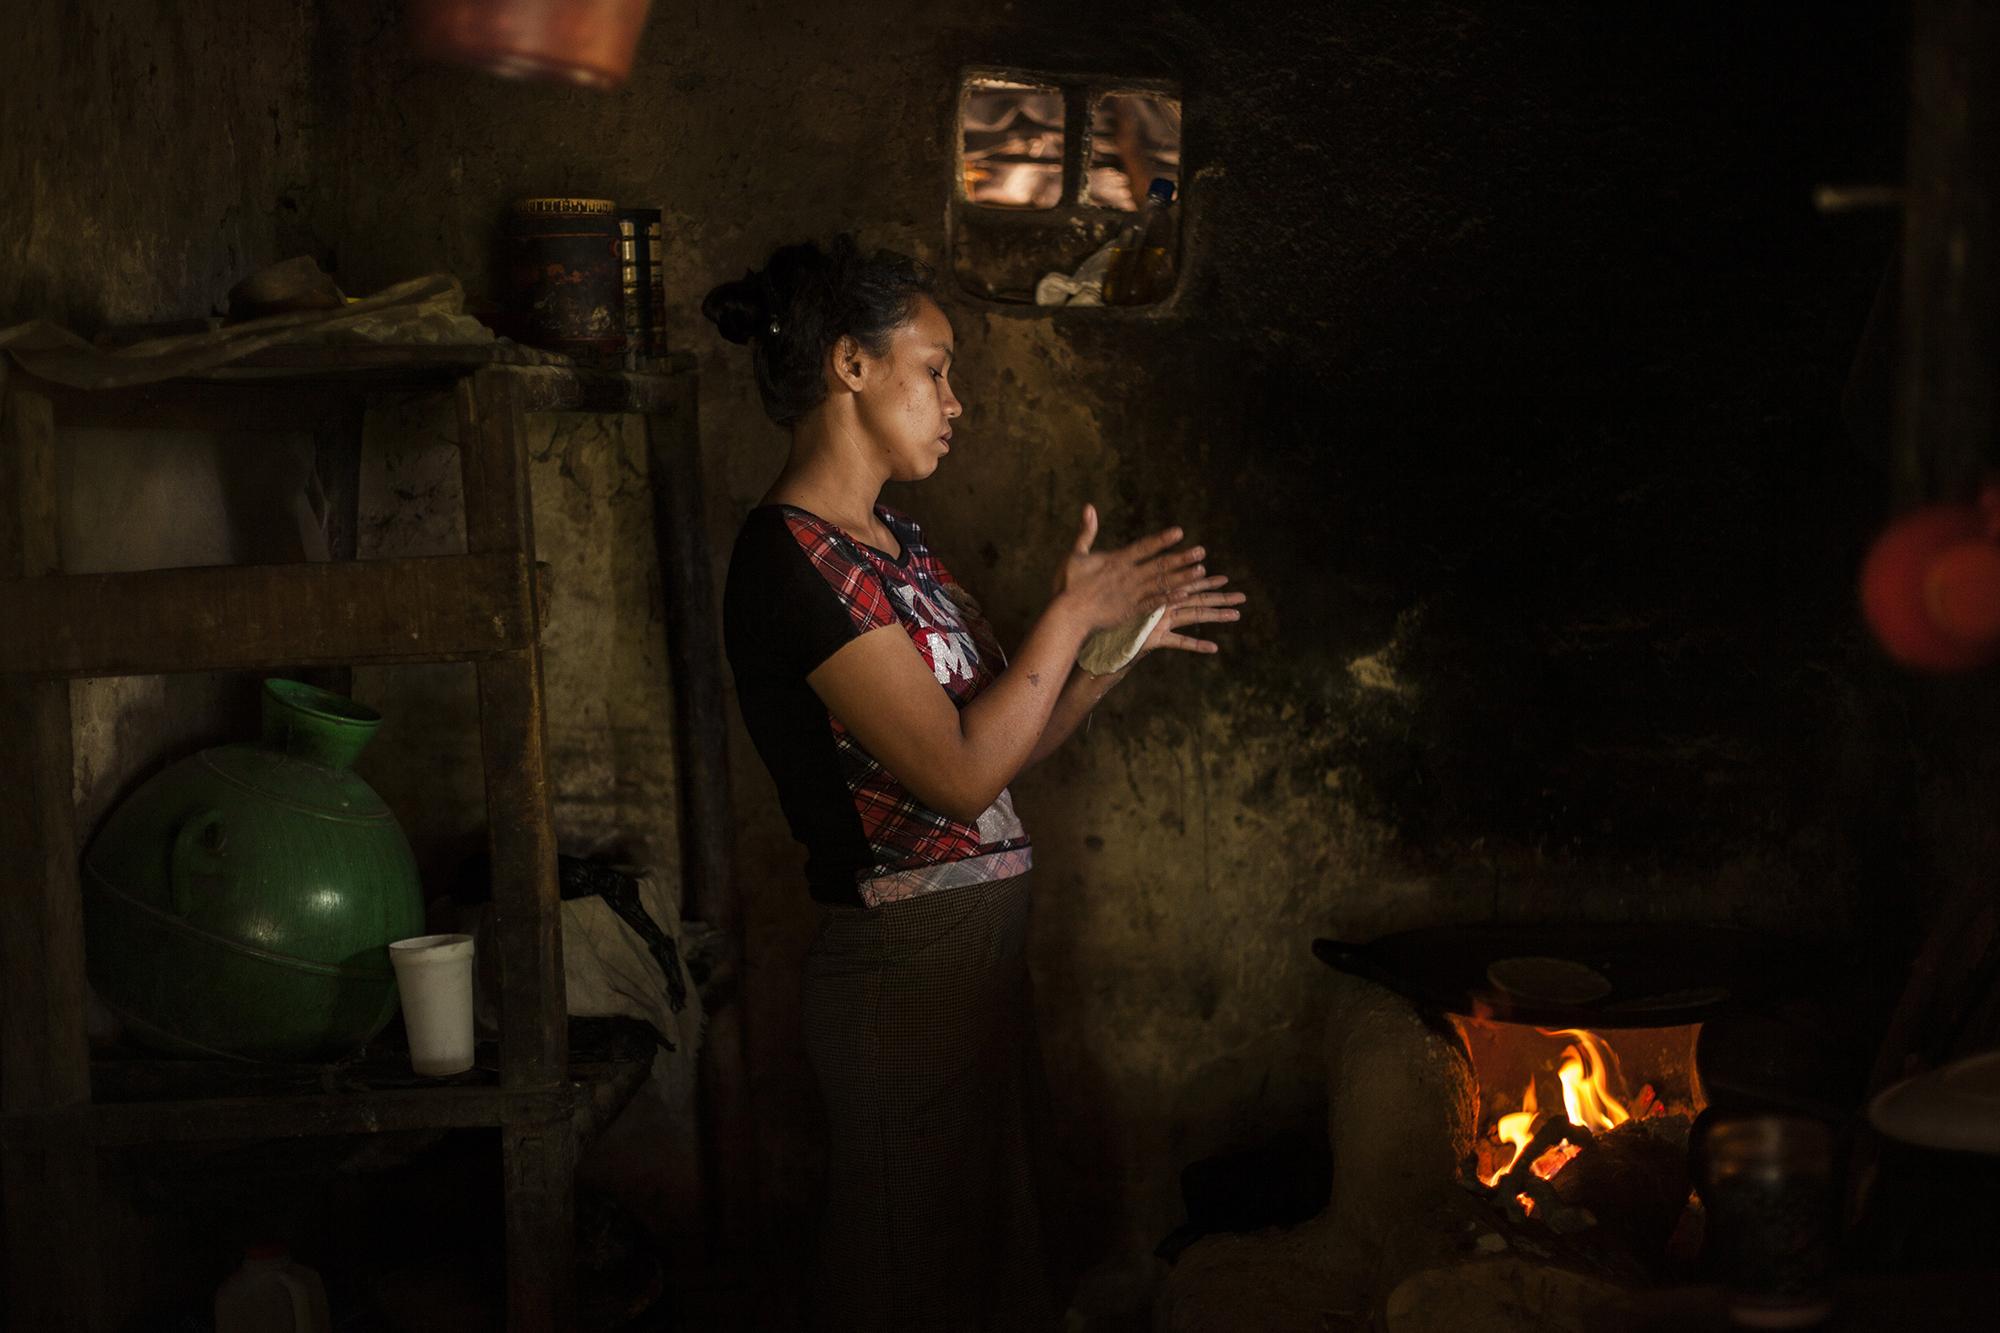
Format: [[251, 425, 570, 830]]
[[808, 515, 1209, 825], [948, 596, 1097, 811], [1025, 664, 1126, 766]]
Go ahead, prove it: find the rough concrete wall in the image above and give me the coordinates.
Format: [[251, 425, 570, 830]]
[[344, 398, 683, 888], [2, 0, 329, 853], [303, 0, 1915, 1277], [1, 0, 326, 329]]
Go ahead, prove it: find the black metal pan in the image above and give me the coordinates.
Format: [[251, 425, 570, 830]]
[[1311, 922, 1809, 1028]]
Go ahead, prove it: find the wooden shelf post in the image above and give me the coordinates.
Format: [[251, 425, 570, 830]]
[[0, 379, 107, 1331], [458, 369, 575, 1330]]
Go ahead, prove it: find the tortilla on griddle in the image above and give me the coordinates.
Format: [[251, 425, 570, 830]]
[[1485, 955, 1613, 1007]]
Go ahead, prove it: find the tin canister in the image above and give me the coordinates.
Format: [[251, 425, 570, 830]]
[[502, 197, 626, 359]]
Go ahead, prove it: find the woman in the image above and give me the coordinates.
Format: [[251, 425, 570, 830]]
[[705, 236, 1243, 1331]]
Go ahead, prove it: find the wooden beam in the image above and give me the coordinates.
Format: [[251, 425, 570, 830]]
[[0, 684, 90, 1101], [475, 651, 568, 1091], [642, 393, 733, 931], [0, 552, 536, 677], [30, 377, 366, 433], [457, 372, 567, 1093], [457, 368, 574, 1332], [204, 343, 691, 382], [23, 355, 694, 432], [502, 1115, 578, 1333], [0, 380, 105, 1330], [459, 371, 536, 558], [644, 391, 757, 1255], [80, 1085, 572, 1146], [1895, 0, 2000, 504]]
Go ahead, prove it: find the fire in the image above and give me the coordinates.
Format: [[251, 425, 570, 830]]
[[1552, 1027, 1630, 1131], [1479, 1028, 1631, 1188]]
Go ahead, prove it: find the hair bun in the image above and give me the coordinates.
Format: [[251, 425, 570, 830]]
[[701, 271, 773, 345], [699, 235, 934, 426]]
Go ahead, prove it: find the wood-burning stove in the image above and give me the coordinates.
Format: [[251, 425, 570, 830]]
[[1158, 924, 1845, 1332]]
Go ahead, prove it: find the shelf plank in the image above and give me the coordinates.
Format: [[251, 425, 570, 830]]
[[86, 1083, 572, 1146], [20, 351, 695, 430], [0, 552, 536, 678], [35, 377, 375, 432], [194, 346, 696, 415]]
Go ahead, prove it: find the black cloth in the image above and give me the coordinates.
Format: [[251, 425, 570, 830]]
[[725, 504, 893, 902]]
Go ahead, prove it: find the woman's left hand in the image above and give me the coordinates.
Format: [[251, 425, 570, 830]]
[[1140, 574, 1246, 657]]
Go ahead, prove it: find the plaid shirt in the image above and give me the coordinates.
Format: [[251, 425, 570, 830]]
[[725, 504, 1032, 905]]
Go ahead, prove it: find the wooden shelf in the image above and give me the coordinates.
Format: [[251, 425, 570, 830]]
[[34, 345, 697, 430], [88, 1085, 571, 1146], [0, 350, 707, 1332], [74, 1018, 659, 1147], [0, 551, 538, 678]]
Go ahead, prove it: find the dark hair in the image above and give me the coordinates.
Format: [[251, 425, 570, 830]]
[[701, 235, 936, 427]]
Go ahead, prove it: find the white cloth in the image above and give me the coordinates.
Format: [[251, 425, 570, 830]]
[[1035, 232, 1126, 307], [468, 866, 698, 1059]]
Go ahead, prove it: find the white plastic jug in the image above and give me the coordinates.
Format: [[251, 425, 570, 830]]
[[214, 1244, 332, 1333]]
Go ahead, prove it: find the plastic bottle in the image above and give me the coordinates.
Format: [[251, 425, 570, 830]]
[[214, 1244, 332, 1333], [1102, 177, 1178, 306]]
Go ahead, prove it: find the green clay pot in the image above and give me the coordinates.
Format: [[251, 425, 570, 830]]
[[83, 679, 426, 1062]]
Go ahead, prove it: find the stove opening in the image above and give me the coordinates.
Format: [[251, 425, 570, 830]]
[[1452, 1018, 1706, 1230]]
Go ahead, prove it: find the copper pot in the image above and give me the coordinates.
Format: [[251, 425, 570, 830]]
[[410, 0, 655, 90]]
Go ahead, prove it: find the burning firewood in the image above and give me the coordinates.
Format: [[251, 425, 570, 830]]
[[1489, 1114, 1594, 1200], [1485, 1114, 1600, 1235], [1548, 1118, 1692, 1261]]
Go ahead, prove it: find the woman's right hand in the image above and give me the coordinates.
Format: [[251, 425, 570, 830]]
[[1052, 503, 1208, 632]]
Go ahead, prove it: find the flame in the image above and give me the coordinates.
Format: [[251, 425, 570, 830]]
[[1478, 1028, 1632, 1188], [1550, 1028, 1630, 1132], [1484, 1081, 1541, 1186]]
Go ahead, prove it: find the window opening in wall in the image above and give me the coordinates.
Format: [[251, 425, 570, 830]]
[[1084, 92, 1182, 212], [951, 69, 1186, 309], [961, 78, 1066, 209]]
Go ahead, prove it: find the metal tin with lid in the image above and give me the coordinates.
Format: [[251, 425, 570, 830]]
[[502, 196, 626, 359]]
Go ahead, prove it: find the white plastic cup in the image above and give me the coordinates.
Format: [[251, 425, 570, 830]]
[[388, 933, 476, 1076]]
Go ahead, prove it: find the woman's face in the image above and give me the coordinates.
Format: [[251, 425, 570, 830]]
[[853, 295, 963, 482]]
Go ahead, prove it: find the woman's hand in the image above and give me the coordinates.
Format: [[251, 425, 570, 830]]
[[1138, 572, 1247, 656], [1052, 503, 1209, 632]]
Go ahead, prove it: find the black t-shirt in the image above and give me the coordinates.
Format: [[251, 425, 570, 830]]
[[723, 504, 1031, 905]]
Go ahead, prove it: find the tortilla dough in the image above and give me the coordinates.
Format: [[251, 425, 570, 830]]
[[1484, 956, 1613, 1007], [1079, 606, 1167, 675]]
